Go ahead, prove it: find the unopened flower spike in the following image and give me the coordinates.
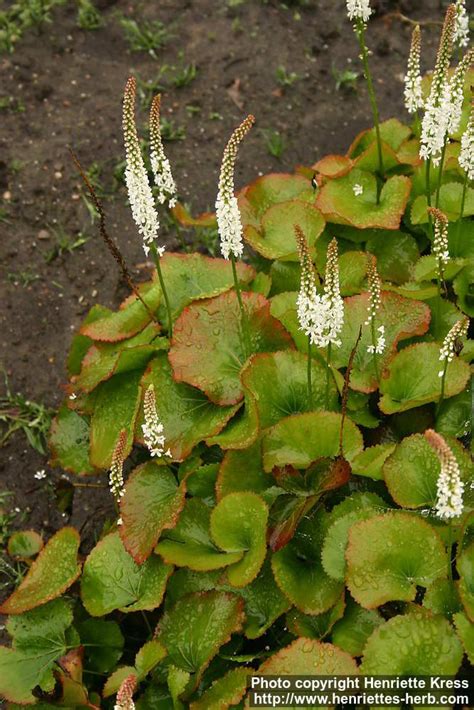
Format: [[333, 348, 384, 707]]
[[150, 94, 178, 209], [109, 429, 127, 503], [404, 24, 424, 114], [123, 77, 161, 257], [428, 207, 450, 273], [438, 316, 469, 376], [216, 115, 255, 260], [459, 100, 474, 181], [346, 0, 372, 24], [420, 4, 456, 165], [446, 49, 474, 136], [425, 429, 464, 519], [453, 0, 469, 49], [142, 384, 171, 459], [364, 254, 382, 326], [115, 675, 137, 710]]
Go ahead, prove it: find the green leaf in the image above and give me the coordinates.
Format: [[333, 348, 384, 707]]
[[346, 512, 447, 609], [185, 463, 219, 505], [349, 119, 412, 156], [383, 434, 474, 509], [169, 290, 294, 406], [210, 492, 268, 587], [240, 172, 313, 221], [351, 443, 396, 481], [316, 169, 411, 230], [286, 595, 345, 640], [240, 557, 291, 639], [7, 530, 43, 559], [78, 619, 124, 673], [331, 598, 384, 657], [0, 599, 74, 704], [49, 404, 95, 475], [244, 200, 325, 260], [423, 578, 461, 617], [453, 612, 474, 664], [338, 250, 368, 295], [155, 498, 243, 571], [0, 528, 81, 614], [90, 370, 143, 469], [257, 638, 358, 689], [120, 462, 186, 563], [216, 440, 274, 500], [361, 609, 464, 674], [436, 388, 472, 439], [137, 354, 239, 460], [81, 532, 172, 616], [67, 304, 111, 375], [157, 591, 244, 676], [366, 230, 419, 284], [102, 640, 167, 697], [262, 411, 363, 472], [272, 510, 344, 614], [457, 542, 474, 621], [453, 263, 474, 317], [190, 668, 247, 710], [414, 255, 466, 284], [168, 665, 190, 708], [411, 182, 474, 223], [314, 154, 353, 178], [379, 342, 470, 414], [330, 291, 430, 393]]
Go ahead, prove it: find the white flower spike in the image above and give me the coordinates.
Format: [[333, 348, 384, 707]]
[[446, 49, 474, 136], [367, 325, 386, 355], [428, 207, 450, 275], [216, 115, 255, 260], [150, 94, 178, 209], [459, 100, 474, 181], [438, 316, 469, 376], [425, 429, 464, 519], [142, 384, 171, 458], [115, 675, 137, 710], [346, 0, 372, 24], [404, 25, 424, 114], [353, 183, 364, 196], [109, 430, 127, 502], [453, 0, 469, 49], [123, 77, 161, 257], [365, 254, 382, 326]]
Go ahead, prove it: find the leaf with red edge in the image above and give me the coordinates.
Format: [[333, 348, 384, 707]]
[[120, 461, 186, 563], [169, 290, 294, 406], [0, 528, 81, 614], [216, 439, 274, 501], [314, 154, 353, 178], [171, 202, 217, 227], [239, 172, 313, 221], [353, 141, 401, 174], [348, 119, 412, 157], [80, 282, 161, 342], [316, 169, 411, 230], [8, 530, 43, 559], [49, 404, 96, 475], [330, 291, 431, 393], [190, 668, 248, 710], [136, 354, 240, 460]]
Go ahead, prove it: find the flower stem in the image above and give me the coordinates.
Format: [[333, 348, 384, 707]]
[[357, 21, 384, 204], [454, 172, 469, 256], [435, 139, 448, 209], [307, 335, 313, 409], [150, 243, 173, 338], [370, 318, 380, 381], [437, 360, 448, 416], [231, 254, 251, 358], [325, 342, 332, 411], [447, 522, 453, 580]]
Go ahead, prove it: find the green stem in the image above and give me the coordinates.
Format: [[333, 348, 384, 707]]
[[437, 360, 448, 417], [231, 254, 251, 358], [325, 342, 332, 411], [435, 139, 448, 209], [150, 243, 173, 338], [357, 22, 384, 203], [454, 172, 469, 256], [447, 523, 453, 581], [370, 318, 380, 381], [307, 335, 313, 409]]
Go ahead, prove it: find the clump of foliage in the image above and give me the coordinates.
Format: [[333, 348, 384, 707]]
[[0, 1, 473, 707]]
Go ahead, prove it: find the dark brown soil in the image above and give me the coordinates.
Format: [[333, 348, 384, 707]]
[[0, 0, 441, 567]]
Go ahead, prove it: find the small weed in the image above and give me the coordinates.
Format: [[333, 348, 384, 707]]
[[7, 270, 40, 288], [135, 70, 169, 109], [0, 557, 25, 592], [186, 104, 201, 117], [0, 374, 54, 454], [0, 0, 67, 53], [0, 206, 10, 223], [77, 0, 103, 31], [0, 96, 25, 112], [44, 226, 89, 263], [195, 225, 220, 256], [261, 129, 286, 159], [209, 111, 223, 121], [168, 62, 198, 89], [332, 65, 360, 92], [161, 117, 186, 141], [275, 65, 300, 87], [119, 16, 171, 58], [9, 159, 23, 174]]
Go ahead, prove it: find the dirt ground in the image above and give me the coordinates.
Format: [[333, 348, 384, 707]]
[[0, 0, 442, 564]]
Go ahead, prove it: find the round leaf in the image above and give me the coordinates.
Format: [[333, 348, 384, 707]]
[[457, 542, 474, 621], [49, 405, 95, 475], [217, 440, 274, 501], [331, 599, 384, 657], [190, 668, 247, 710], [286, 595, 345, 640], [7, 530, 43, 559]]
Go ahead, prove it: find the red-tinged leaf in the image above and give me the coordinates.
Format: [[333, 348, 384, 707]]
[[239, 172, 313, 220], [348, 118, 412, 157], [314, 154, 353, 178], [120, 462, 186, 564], [0, 528, 81, 614], [269, 495, 319, 552], [49, 404, 96, 475], [171, 202, 217, 227], [169, 290, 294, 406], [8, 530, 43, 559]]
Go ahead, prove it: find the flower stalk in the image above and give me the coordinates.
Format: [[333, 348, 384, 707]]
[[109, 429, 127, 504], [437, 316, 469, 412], [142, 384, 171, 458], [364, 254, 384, 380]]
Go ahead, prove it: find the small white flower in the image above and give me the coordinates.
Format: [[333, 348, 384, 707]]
[[438, 316, 469, 376], [404, 25, 424, 114], [142, 384, 171, 458], [69, 392, 77, 400], [123, 77, 161, 258], [115, 675, 136, 710], [353, 183, 364, 196], [425, 429, 464, 519], [216, 115, 255, 260], [149, 94, 178, 209], [346, 0, 372, 24], [367, 325, 386, 355], [364, 255, 382, 325], [453, 0, 469, 49], [459, 100, 474, 181], [109, 430, 127, 502], [429, 207, 450, 272], [34, 469, 47, 480]]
